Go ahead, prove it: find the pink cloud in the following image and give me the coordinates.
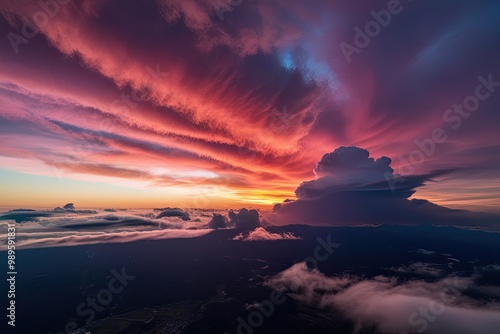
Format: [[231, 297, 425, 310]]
[[233, 227, 300, 241]]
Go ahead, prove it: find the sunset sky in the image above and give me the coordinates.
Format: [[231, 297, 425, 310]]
[[1, 0, 499, 211]]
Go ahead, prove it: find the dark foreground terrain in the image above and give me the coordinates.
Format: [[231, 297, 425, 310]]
[[2, 224, 500, 334]]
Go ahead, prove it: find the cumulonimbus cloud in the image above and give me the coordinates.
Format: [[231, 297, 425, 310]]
[[270, 146, 500, 230]]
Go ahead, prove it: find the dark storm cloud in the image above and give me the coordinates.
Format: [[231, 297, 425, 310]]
[[208, 213, 227, 229], [0, 202, 100, 222], [157, 209, 191, 221], [271, 146, 500, 229], [58, 214, 176, 230], [229, 208, 262, 230], [53, 203, 97, 214], [0, 209, 53, 223]]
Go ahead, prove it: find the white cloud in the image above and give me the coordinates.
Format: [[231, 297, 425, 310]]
[[417, 248, 437, 255], [389, 262, 444, 277], [233, 227, 300, 241], [266, 262, 500, 334], [15, 228, 212, 249], [0, 208, 220, 249]]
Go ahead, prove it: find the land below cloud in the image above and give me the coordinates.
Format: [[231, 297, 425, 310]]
[[4, 224, 500, 334]]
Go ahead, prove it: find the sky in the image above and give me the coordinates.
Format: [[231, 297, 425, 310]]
[[0, 0, 499, 211]]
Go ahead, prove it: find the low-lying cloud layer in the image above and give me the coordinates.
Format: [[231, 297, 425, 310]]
[[0, 205, 285, 248], [266, 262, 500, 334], [0, 206, 215, 248]]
